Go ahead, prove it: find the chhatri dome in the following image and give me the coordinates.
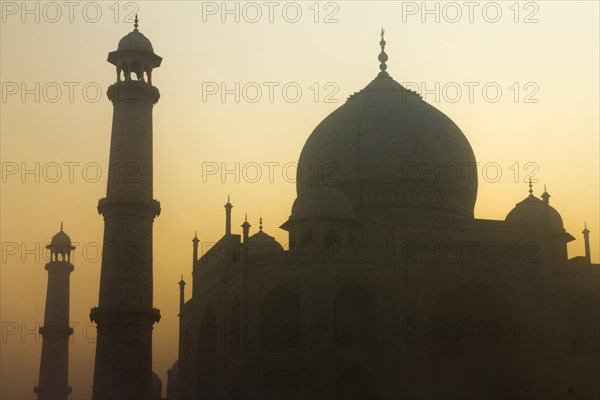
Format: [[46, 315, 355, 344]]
[[117, 15, 154, 52], [505, 181, 565, 231], [47, 222, 76, 262], [246, 217, 284, 252], [50, 222, 72, 247], [295, 29, 477, 222], [107, 14, 162, 84]]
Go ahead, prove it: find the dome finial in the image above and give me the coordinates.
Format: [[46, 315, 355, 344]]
[[528, 179, 533, 196], [259, 216, 263, 231], [378, 27, 388, 72], [134, 14, 139, 31], [60, 221, 63, 231]]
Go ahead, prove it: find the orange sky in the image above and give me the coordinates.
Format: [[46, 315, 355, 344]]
[[1, 1, 599, 399]]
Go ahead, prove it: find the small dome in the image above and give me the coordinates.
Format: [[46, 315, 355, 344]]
[[51, 229, 72, 246], [117, 30, 153, 52], [247, 230, 284, 252], [243, 228, 284, 263], [291, 185, 356, 220], [505, 193, 564, 231]]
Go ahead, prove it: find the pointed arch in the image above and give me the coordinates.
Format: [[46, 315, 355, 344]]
[[333, 283, 377, 347], [334, 367, 378, 399], [569, 294, 600, 355], [197, 305, 217, 398], [230, 296, 241, 356], [428, 281, 525, 398], [229, 374, 240, 400], [324, 229, 341, 248], [259, 285, 302, 349], [260, 367, 302, 399], [301, 230, 313, 247]]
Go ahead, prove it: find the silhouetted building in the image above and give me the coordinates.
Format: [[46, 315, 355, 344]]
[[169, 32, 600, 399], [35, 224, 75, 400], [90, 15, 162, 400]]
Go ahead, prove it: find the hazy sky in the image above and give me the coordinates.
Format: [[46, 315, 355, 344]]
[[1, 1, 599, 399]]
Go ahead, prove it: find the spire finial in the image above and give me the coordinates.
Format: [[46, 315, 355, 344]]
[[60, 221, 63, 231], [259, 216, 263, 231], [194, 230, 197, 238], [134, 14, 139, 31], [528, 179, 533, 196], [245, 213, 248, 222], [544, 184, 547, 192], [378, 27, 388, 72]]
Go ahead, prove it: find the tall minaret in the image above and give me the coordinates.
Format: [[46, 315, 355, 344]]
[[177, 274, 187, 399], [90, 16, 162, 400], [35, 224, 75, 400]]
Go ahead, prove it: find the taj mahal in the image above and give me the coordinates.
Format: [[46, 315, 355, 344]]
[[34, 17, 599, 400]]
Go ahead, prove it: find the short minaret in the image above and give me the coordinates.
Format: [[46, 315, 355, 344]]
[[583, 223, 591, 263], [178, 275, 186, 316], [241, 213, 251, 243], [90, 15, 162, 400], [35, 224, 75, 400], [192, 231, 199, 265], [541, 184, 550, 204], [225, 196, 233, 235]]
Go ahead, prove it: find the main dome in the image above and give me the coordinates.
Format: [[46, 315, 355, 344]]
[[296, 36, 477, 220]]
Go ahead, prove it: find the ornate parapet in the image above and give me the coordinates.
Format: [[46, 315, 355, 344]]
[[90, 306, 161, 327], [97, 197, 161, 219], [107, 81, 160, 105]]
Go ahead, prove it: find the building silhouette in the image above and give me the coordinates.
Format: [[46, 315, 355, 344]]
[[90, 15, 162, 400], [77, 19, 600, 399], [166, 31, 600, 399], [35, 224, 75, 400]]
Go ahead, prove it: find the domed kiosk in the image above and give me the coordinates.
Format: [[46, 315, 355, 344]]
[[107, 14, 162, 84], [506, 181, 565, 231], [505, 181, 575, 261], [47, 222, 75, 263]]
